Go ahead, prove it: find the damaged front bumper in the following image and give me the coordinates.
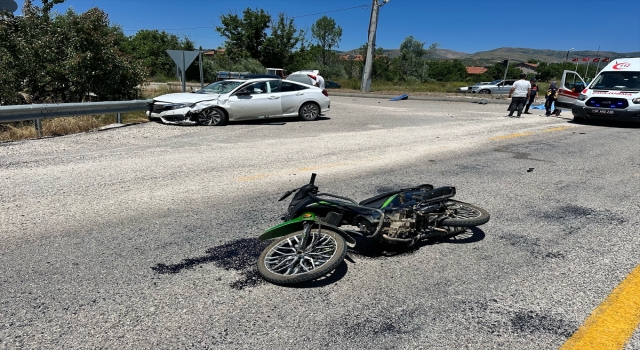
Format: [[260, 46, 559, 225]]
[[147, 99, 221, 125], [147, 102, 198, 125]]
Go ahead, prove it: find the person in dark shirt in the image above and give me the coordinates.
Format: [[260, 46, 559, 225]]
[[523, 78, 538, 114], [545, 81, 558, 116]]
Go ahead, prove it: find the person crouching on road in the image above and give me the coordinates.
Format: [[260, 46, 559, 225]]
[[523, 78, 538, 114], [507, 73, 531, 117]]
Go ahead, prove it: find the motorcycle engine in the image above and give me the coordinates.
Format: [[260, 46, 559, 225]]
[[382, 208, 415, 239]]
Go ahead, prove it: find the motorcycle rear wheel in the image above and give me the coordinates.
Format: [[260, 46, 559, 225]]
[[441, 200, 490, 227], [258, 228, 347, 285]]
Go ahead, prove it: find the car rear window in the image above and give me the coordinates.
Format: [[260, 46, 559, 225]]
[[287, 74, 314, 86], [281, 82, 309, 92]]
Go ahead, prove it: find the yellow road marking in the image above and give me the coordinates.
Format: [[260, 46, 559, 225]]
[[543, 126, 573, 132], [560, 264, 640, 350], [297, 162, 349, 171], [236, 174, 271, 181], [489, 132, 533, 140], [490, 125, 575, 141]]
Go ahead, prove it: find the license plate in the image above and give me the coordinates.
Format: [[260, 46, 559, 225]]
[[592, 109, 614, 115]]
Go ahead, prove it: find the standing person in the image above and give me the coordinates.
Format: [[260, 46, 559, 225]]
[[314, 73, 325, 90], [545, 81, 559, 116], [523, 78, 538, 114], [507, 73, 531, 117]]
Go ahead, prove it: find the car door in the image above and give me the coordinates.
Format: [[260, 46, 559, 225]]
[[227, 80, 282, 120], [279, 81, 311, 115], [494, 80, 509, 94], [557, 70, 586, 109]]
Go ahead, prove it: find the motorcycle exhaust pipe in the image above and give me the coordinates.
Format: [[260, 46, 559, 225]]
[[382, 233, 415, 245]]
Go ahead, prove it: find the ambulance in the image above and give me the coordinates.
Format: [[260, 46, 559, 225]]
[[559, 57, 640, 122]]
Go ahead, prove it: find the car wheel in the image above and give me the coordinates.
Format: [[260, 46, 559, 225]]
[[197, 107, 227, 126], [298, 102, 320, 121], [478, 89, 490, 94]]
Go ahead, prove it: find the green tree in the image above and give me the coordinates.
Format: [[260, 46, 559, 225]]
[[123, 29, 194, 79], [202, 54, 265, 83], [310, 15, 342, 66], [216, 8, 270, 62], [426, 60, 467, 81], [475, 62, 521, 81], [354, 43, 392, 81], [0, 1, 147, 104], [260, 13, 304, 69], [395, 36, 438, 82]]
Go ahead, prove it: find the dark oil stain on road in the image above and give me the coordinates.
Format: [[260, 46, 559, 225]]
[[465, 300, 578, 340], [493, 146, 553, 163], [510, 310, 576, 338], [544, 204, 626, 230], [151, 238, 269, 290]]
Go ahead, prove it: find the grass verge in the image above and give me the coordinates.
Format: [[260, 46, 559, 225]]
[[0, 111, 149, 142]]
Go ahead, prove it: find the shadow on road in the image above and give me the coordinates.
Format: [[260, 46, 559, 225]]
[[151, 227, 485, 289], [348, 227, 486, 259], [569, 119, 640, 128]]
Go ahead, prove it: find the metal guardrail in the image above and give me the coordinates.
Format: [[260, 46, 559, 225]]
[[0, 99, 152, 137]]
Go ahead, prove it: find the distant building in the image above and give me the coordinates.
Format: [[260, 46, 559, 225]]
[[466, 66, 488, 75], [512, 62, 538, 74], [203, 49, 225, 59], [339, 53, 364, 61]]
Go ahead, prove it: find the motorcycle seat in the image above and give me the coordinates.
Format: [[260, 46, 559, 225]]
[[358, 184, 440, 209]]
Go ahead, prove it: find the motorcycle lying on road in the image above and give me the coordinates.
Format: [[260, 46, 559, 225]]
[[257, 174, 490, 285]]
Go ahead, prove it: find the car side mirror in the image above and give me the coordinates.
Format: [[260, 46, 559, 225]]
[[235, 89, 251, 96]]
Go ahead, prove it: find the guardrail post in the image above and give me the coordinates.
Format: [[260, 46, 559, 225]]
[[116, 112, 122, 124], [34, 119, 42, 138]]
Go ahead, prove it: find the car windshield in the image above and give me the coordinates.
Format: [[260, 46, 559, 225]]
[[195, 81, 244, 94], [488, 80, 502, 85], [591, 71, 640, 91]]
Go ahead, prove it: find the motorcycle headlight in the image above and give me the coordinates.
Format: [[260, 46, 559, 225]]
[[578, 93, 587, 101], [169, 102, 196, 109], [632, 97, 640, 104]]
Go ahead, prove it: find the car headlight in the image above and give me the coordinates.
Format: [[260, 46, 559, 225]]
[[578, 93, 587, 101], [632, 97, 640, 104], [169, 103, 196, 109]]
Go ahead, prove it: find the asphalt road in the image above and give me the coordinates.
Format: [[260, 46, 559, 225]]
[[1, 96, 639, 349]]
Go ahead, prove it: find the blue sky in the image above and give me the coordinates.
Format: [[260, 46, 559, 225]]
[[15, 0, 640, 54]]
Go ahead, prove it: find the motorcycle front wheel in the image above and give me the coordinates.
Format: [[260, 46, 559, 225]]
[[258, 228, 347, 285], [441, 200, 490, 227]]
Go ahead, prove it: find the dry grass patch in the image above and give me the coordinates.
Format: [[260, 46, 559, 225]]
[[0, 111, 149, 142]]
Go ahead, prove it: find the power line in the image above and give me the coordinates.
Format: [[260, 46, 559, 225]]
[[292, 4, 369, 18]]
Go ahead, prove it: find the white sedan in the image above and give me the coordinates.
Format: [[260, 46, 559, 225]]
[[147, 78, 330, 126]]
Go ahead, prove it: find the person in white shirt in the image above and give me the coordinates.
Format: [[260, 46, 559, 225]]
[[314, 74, 325, 90], [507, 73, 532, 117]]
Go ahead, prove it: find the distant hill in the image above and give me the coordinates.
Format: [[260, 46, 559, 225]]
[[339, 47, 639, 65]]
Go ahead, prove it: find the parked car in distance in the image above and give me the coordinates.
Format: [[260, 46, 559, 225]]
[[457, 82, 490, 93], [325, 80, 341, 89], [470, 79, 517, 94], [148, 78, 330, 126]]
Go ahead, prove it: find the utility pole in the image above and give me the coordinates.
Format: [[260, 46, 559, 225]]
[[361, 0, 389, 92], [500, 58, 509, 99]]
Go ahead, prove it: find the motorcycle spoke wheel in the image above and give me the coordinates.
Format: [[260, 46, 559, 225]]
[[440, 200, 490, 227], [258, 228, 347, 285]]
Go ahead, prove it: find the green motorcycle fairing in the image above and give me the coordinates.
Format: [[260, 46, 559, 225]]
[[259, 212, 356, 248]]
